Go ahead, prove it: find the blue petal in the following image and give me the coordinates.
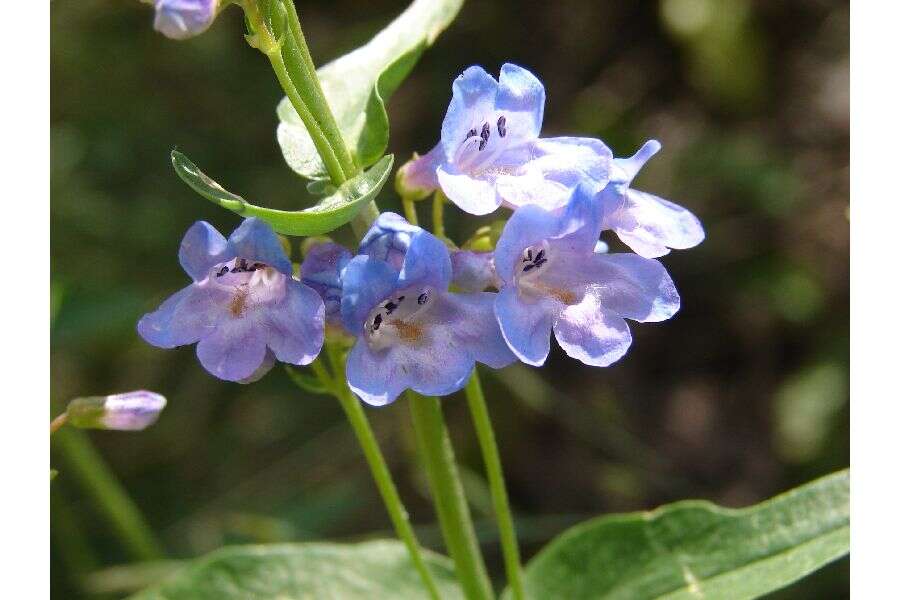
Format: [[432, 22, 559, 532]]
[[554, 295, 632, 367], [154, 0, 217, 40], [614, 139, 661, 184], [440, 66, 499, 160], [179, 221, 229, 281], [264, 279, 325, 365], [585, 253, 680, 322], [605, 189, 705, 258], [340, 255, 400, 335], [440, 292, 516, 369], [451, 251, 498, 292], [494, 204, 561, 282], [494, 286, 556, 366], [358, 212, 419, 269], [436, 167, 503, 216], [397, 224, 453, 291], [496, 63, 545, 140], [345, 342, 413, 406], [137, 283, 228, 348], [196, 316, 269, 382], [396, 145, 443, 199], [227, 218, 292, 274]]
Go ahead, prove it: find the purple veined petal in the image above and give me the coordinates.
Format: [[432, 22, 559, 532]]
[[137, 283, 228, 349], [154, 0, 218, 40], [606, 188, 705, 258], [494, 286, 556, 366], [227, 218, 292, 275], [437, 291, 517, 369], [436, 166, 503, 216], [195, 315, 269, 382], [495, 63, 546, 142], [553, 294, 633, 367], [264, 279, 325, 366], [179, 221, 229, 281], [396, 145, 443, 199], [451, 250, 498, 292], [397, 226, 453, 292], [340, 255, 401, 335], [585, 253, 680, 322], [440, 66, 500, 161]]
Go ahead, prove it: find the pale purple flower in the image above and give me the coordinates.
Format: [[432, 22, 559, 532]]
[[153, 0, 218, 40], [398, 64, 613, 215], [300, 241, 352, 325], [66, 391, 167, 431], [598, 140, 705, 258], [138, 218, 324, 382], [451, 250, 499, 292], [341, 214, 516, 406], [494, 183, 680, 367]]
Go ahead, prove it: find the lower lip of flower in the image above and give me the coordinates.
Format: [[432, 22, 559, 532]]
[[364, 286, 435, 350], [204, 259, 287, 317]]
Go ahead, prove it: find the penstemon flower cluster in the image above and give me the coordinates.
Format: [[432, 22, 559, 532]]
[[138, 63, 703, 405]]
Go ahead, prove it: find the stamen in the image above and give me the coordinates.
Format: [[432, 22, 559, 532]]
[[478, 122, 490, 151], [216, 265, 229, 277], [497, 115, 507, 137], [384, 301, 398, 315], [418, 292, 428, 305], [372, 313, 383, 331], [465, 128, 477, 139]]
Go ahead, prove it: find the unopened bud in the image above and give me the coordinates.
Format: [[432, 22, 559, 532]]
[[67, 391, 167, 431], [152, 0, 220, 41]]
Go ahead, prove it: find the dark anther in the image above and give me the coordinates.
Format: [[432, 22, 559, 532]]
[[373, 313, 383, 331], [216, 265, 229, 277], [418, 293, 428, 305], [478, 122, 490, 150], [252, 262, 265, 270], [534, 257, 547, 268], [466, 128, 477, 139], [384, 301, 398, 314], [534, 249, 545, 262], [523, 264, 536, 272], [397, 295, 405, 302], [497, 115, 507, 137]]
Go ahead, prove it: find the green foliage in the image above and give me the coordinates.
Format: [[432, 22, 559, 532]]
[[172, 151, 393, 235], [277, 0, 463, 179], [510, 470, 849, 600], [129, 540, 463, 600], [284, 365, 329, 395]]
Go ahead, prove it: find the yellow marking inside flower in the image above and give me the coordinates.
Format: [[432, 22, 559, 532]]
[[531, 282, 577, 305], [393, 320, 423, 343], [229, 287, 249, 317]]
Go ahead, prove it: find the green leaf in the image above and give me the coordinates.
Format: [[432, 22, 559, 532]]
[[172, 151, 393, 236], [284, 365, 329, 396], [129, 540, 463, 600], [277, 0, 463, 180], [513, 470, 848, 600]]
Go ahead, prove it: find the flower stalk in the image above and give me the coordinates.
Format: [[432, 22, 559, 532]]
[[464, 369, 525, 600], [408, 392, 495, 600]]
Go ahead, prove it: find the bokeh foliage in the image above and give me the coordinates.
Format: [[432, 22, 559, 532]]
[[51, 0, 849, 598]]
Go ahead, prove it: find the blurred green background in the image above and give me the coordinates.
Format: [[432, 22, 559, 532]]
[[50, 0, 849, 597]]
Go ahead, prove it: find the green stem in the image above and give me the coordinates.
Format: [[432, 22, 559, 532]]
[[433, 190, 447, 240], [350, 200, 381, 239], [52, 428, 165, 561], [464, 369, 525, 600], [312, 348, 442, 600], [408, 392, 495, 600], [402, 196, 420, 226]]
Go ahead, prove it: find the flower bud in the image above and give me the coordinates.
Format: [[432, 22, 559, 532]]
[[153, 0, 219, 41], [66, 391, 167, 431], [395, 151, 439, 201]]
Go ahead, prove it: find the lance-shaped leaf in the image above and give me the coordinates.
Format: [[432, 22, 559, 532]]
[[509, 469, 849, 600], [172, 151, 393, 236], [129, 540, 463, 599], [277, 0, 464, 180]]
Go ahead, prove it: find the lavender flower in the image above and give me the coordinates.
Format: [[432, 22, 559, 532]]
[[152, 0, 218, 40], [66, 391, 167, 431], [300, 241, 352, 326], [398, 64, 612, 215], [599, 140, 705, 258], [493, 183, 680, 367], [341, 214, 516, 405], [451, 250, 499, 292], [138, 218, 324, 382]]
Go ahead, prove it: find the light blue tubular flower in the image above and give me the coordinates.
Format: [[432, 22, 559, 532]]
[[152, 0, 218, 40], [599, 140, 705, 258], [341, 214, 516, 406], [494, 184, 681, 367], [138, 218, 324, 383], [399, 63, 613, 215], [300, 241, 352, 326]]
